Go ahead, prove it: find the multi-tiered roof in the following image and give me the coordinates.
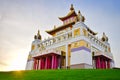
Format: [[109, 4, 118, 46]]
[[46, 4, 97, 36]]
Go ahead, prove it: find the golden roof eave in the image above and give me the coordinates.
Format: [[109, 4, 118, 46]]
[[46, 21, 75, 35], [87, 27, 97, 35], [59, 10, 77, 21]]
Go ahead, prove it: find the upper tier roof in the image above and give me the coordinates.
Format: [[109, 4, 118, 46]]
[[46, 21, 75, 34], [59, 10, 77, 21], [46, 4, 97, 35], [59, 4, 77, 21]]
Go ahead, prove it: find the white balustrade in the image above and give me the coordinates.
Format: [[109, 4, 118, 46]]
[[33, 29, 112, 58]]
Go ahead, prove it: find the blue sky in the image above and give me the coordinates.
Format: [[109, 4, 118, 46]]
[[0, 0, 120, 71]]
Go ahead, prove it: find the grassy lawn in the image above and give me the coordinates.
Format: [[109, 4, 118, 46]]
[[0, 69, 120, 80]]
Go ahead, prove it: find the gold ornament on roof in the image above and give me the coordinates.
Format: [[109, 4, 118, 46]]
[[37, 30, 41, 40], [54, 25, 56, 29], [77, 10, 85, 22], [37, 30, 40, 35], [34, 30, 42, 40], [70, 4, 74, 11], [101, 32, 108, 42], [77, 10, 81, 21]]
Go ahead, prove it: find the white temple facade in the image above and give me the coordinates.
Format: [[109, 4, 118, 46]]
[[26, 4, 114, 70]]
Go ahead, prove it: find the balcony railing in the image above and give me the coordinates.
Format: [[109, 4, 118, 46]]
[[87, 32, 107, 51], [34, 29, 112, 58], [40, 30, 72, 47]]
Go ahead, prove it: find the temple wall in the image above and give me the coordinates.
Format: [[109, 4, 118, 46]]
[[26, 60, 34, 70], [71, 48, 92, 66]]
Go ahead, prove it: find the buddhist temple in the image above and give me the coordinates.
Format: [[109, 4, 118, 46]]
[[26, 4, 114, 70]]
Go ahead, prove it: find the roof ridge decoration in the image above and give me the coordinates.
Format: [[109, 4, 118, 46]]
[[77, 10, 85, 22], [101, 32, 108, 42], [70, 4, 74, 11]]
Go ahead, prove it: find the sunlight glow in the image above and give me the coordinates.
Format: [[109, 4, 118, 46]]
[[6, 49, 28, 71]]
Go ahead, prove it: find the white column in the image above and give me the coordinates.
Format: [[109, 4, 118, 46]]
[[66, 44, 68, 68], [38, 59, 41, 70]]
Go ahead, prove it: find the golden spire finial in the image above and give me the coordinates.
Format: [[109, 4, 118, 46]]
[[37, 30, 42, 40], [78, 10, 81, 17], [77, 10, 85, 22], [78, 10, 81, 14], [103, 32, 105, 35], [54, 25, 56, 29], [101, 32, 108, 42], [37, 30, 40, 35], [77, 10, 81, 21], [70, 4, 74, 11]]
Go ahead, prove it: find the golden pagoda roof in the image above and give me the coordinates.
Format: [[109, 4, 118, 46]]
[[59, 10, 77, 21], [59, 4, 77, 21], [46, 21, 75, 35], [46, 4, 96, 35]]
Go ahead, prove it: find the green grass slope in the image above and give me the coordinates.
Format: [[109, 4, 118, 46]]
[[0, 69, 120, 80]]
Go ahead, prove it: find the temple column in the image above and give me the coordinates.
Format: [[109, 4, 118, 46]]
[[102, 58, 105, 69], [104, 60, 106, 69], [95, 57, 98, 69], [101, 58, 103, 69], [47, 56, 50, 69], [66, 44, 68, 68], [38, 59, 41, 70], [96, 57, 98, 69], [101, 58, 104, 69], [34, 58, 39, 70], [45, 56, 48, 69], [49, 56, 52, 69], [107, 60, 110, 69], [102, 59, 104, 69], [40, 57, 45, 69], [54, 55, 57, 69], [68, 44, 71, 68], [43, 58, 45, 69], [40, 58, 43, 69], [98, 56, 101, 69], [56, 55, 58, 69], [51, 55, 55, 69], [37, 59, 39, 70], [46, 56, 51, 69]]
